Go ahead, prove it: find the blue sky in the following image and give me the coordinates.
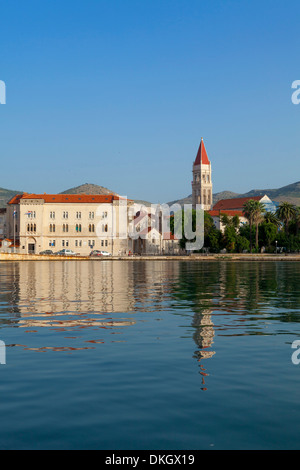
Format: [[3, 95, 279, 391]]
[[0, 0, 300, 203]]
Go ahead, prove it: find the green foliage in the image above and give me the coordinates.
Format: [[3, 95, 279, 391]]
[[171, 203, 300, 254], [236, 235, 250, 253]]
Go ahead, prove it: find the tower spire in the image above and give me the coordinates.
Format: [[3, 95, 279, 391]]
[[194, 138, 210, 166]]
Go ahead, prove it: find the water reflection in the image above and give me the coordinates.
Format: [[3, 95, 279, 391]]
[[1, 260, 300, 387]]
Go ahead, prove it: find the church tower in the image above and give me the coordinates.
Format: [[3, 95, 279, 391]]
[[192, 138, 213, 211]]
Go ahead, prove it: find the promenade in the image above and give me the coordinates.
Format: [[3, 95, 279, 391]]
[[1, 253, 300, 261]]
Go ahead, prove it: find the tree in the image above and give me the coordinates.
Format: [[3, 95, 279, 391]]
[[252, 201, 266, 249], [259, 221, 277, 250], [243, 200, 257, 253], [276, 202, 297, 235], [236, 235, 250, 253], [264, 211, 281, 228]]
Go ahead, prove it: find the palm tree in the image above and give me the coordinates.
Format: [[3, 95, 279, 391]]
[[243, 200, 256, 253], [264, 211, 281, 228], [276, 202, 297, 235], [295, 207, 300, 235], [252, 201, 266, 249], [220, 213, 240, 232]]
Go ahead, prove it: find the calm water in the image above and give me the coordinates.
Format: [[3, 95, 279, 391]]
[[0, 260, 300, 450]]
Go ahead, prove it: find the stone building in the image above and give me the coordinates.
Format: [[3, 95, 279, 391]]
[[192, 138, 213, 211], [0, 208, 6, 238], [6, 193, 135, 256]]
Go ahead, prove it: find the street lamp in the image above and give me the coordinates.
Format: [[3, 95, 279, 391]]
[[275, 240, 278, 254]]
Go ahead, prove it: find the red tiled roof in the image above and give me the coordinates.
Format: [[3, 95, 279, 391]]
[[8, 194, 124, 205], [194, 138, 210, 166], [213, 196, 263, 211], [208, 210, 244, 217], [8, 194, 23, 205]]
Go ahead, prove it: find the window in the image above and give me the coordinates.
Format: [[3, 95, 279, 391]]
[[63, 211, 69, 219], [53, 224, 56, 233], [76, 224, 81, 232], [104, 224, 108, 233], [101, 240, 104, 247], [89, 212, 94, 219], [89, 224, 95, 233], [62, 240, 65, 247], [76, 212, 81, 219], [105, 240, 108, 247], [50, 211, 55, 219], [27, 223, 36, 233]]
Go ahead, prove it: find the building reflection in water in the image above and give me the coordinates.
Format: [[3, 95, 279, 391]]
[[7, 261, 137, 352], [1, 261, 218, 381], [2, 259, 294, 386]]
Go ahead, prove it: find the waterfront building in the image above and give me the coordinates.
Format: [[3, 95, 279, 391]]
[[208, 209, 247, 232], [0, 238, 19, 253], [213, 194, 275, 212], [0, 208, 6, 238], [6, 193, 135, 256], [131, 208, 181, 255]]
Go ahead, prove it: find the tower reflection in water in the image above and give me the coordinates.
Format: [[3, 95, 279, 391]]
[[192, 309, 215, 391]]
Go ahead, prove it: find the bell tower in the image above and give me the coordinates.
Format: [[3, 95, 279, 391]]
[[192, 138, 213, 211]]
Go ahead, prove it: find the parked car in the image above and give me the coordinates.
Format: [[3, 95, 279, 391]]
[[90, 250, 102, 257], [90, 250, 112, 257], [55, 249, 78, 256], [40, 250, 53, 255]]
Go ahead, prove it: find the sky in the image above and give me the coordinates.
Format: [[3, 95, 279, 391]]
[[0, 0, 300, 203]]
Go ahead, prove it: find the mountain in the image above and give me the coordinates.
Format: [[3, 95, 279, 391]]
[[60, 183, 153, 206], [236, 181, 300, 205], [0, 187, 23, 208], [2, 181, 300, 210], [168, 182, 300, 207], [60, 183, 118, 196], [168, 190, 239, 207]]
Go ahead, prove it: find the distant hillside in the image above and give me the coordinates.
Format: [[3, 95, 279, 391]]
[[239, 181, 300, 205], [0, 187, 22, 208], [60, 183, 118, 196], [60, 183, 153, 206], [168, 190, 239, 207], [168, 182, 300, 207]]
